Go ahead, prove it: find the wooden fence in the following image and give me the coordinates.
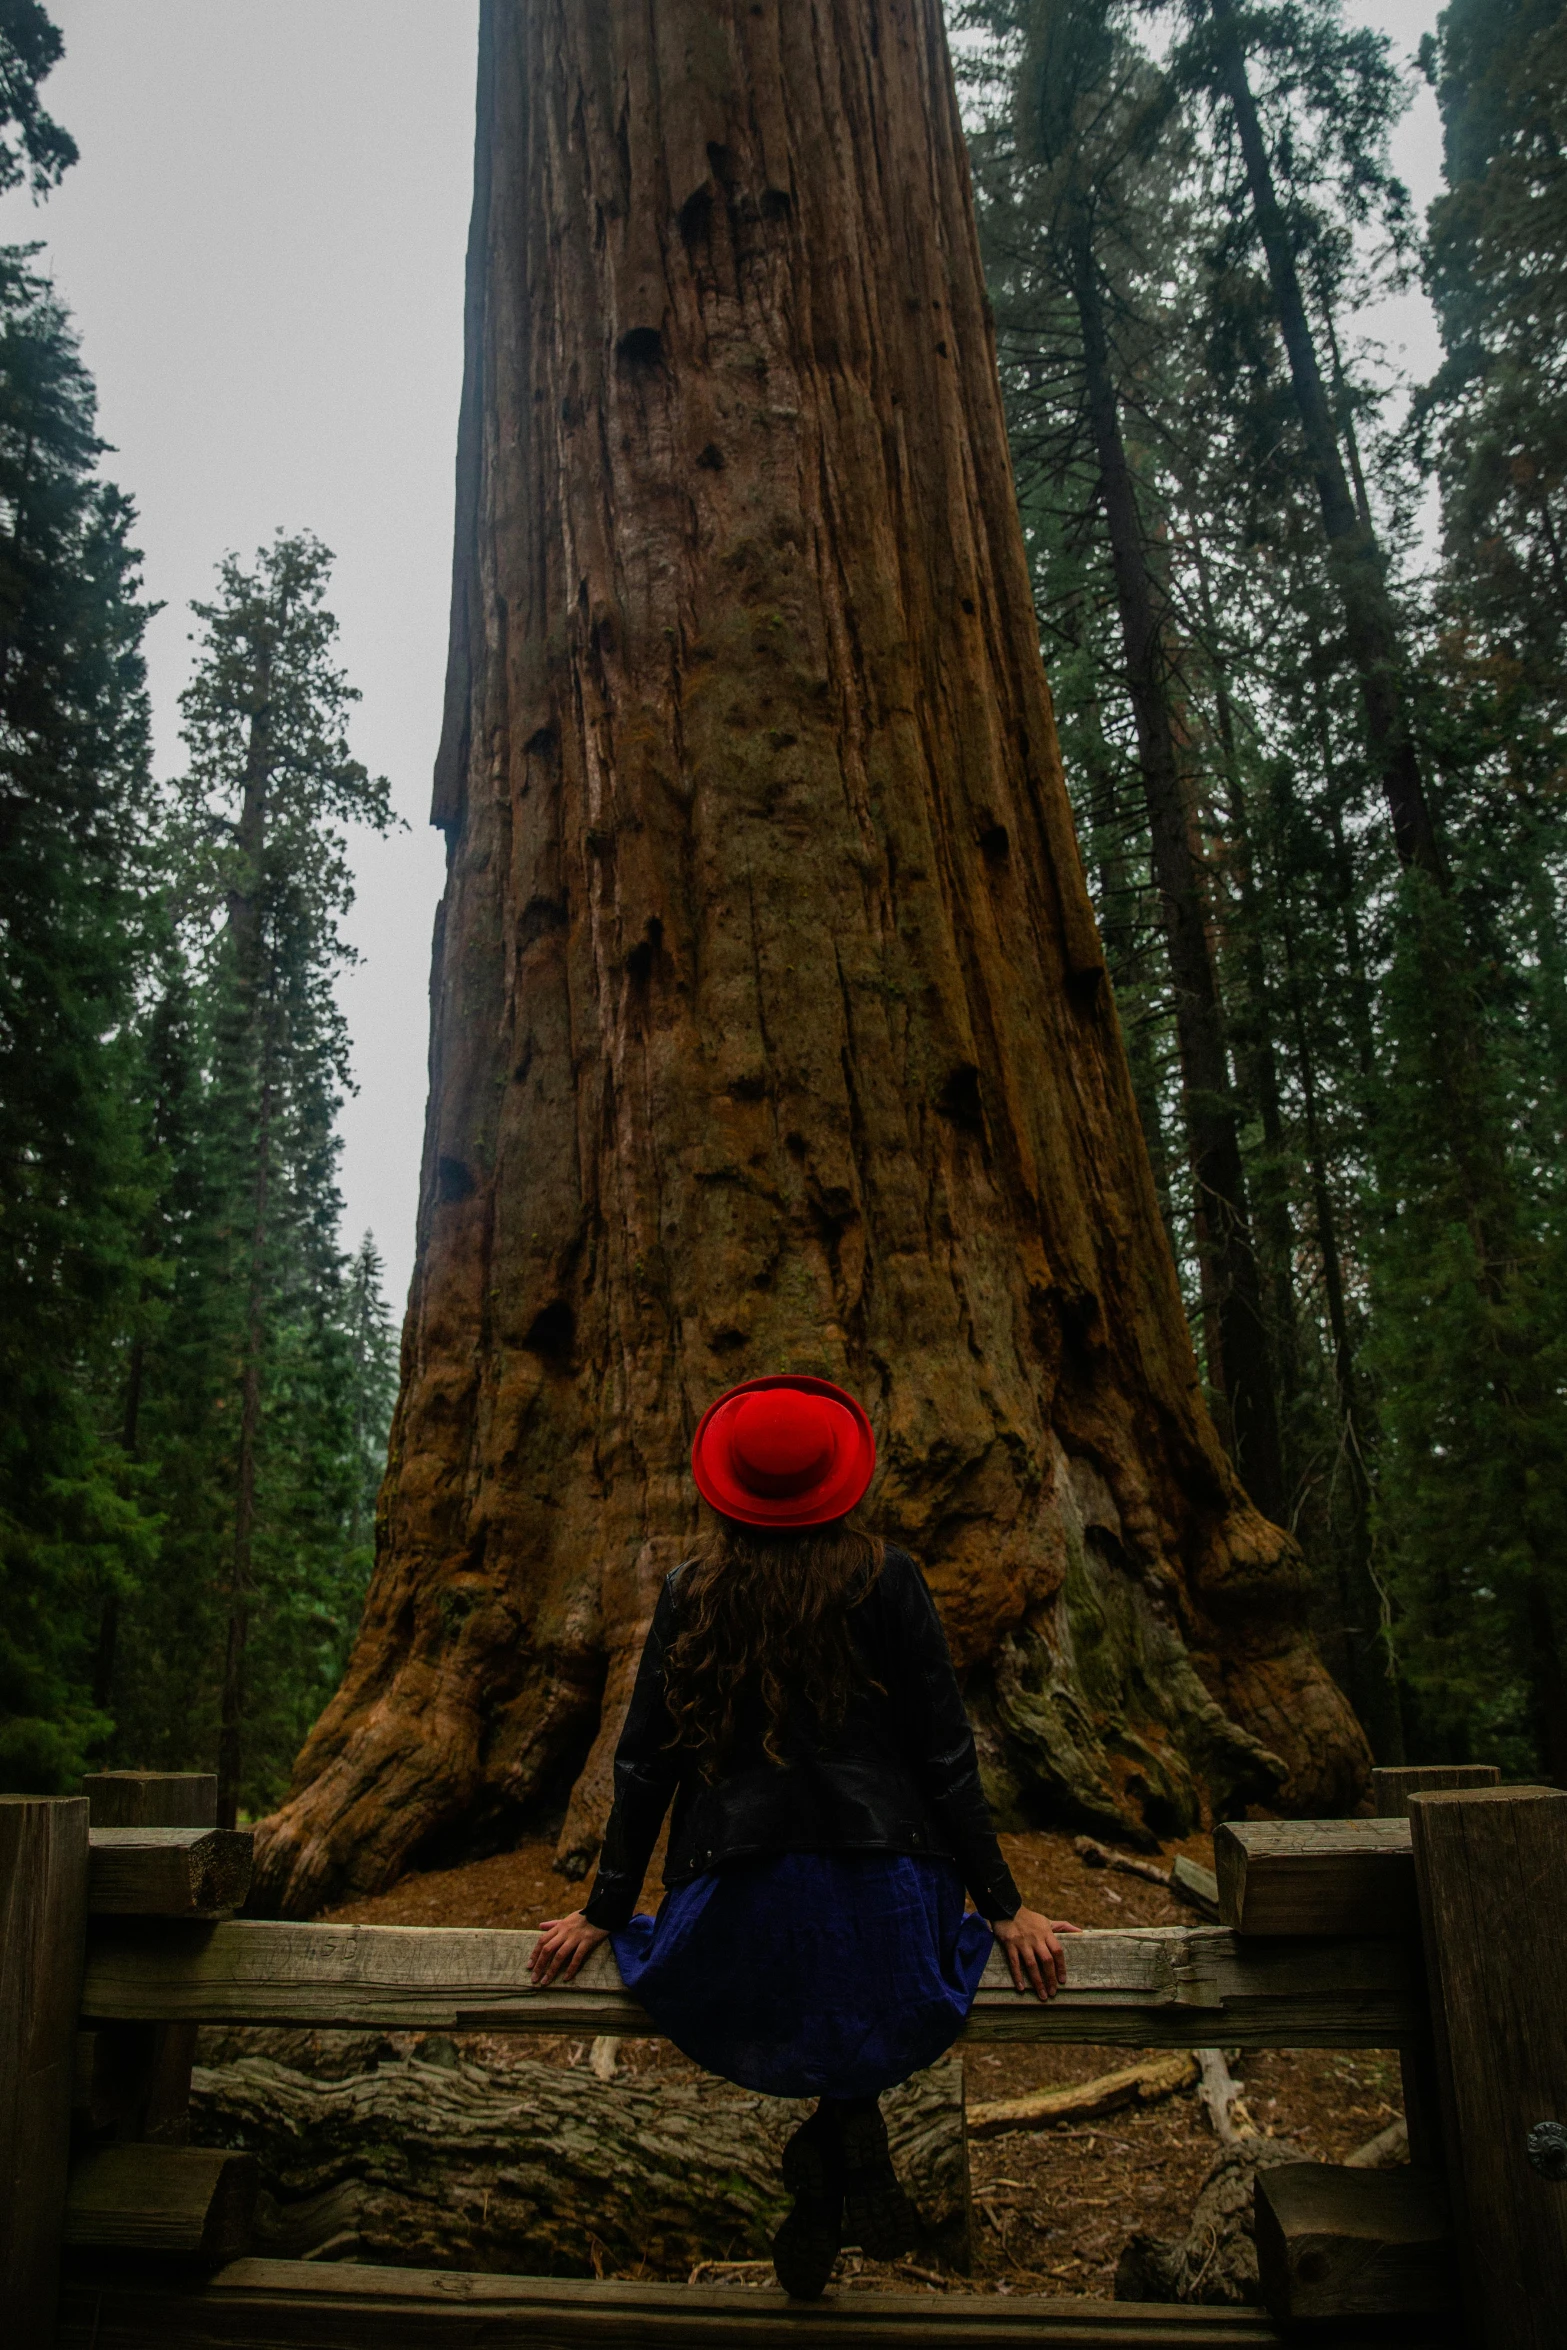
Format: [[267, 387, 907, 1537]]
[[2, 1766, 1563, 2348]]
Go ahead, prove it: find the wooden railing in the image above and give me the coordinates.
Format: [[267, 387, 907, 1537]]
[[2, 1765, 1563, 2348]]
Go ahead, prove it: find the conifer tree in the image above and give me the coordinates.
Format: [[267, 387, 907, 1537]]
[[965, 0, 1287, 1522], [168, 534, 395, 1822], [0, 248, 157, 1789], [1170, 0, 1447, 882]]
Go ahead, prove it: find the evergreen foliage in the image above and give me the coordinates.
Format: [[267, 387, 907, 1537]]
[[960, 0, 1567, 1773], [0, 14, 404, 1807], [0, 249, 156, 1789], [107, 534, 398, 1821], [6, 0, 1567, 1801]]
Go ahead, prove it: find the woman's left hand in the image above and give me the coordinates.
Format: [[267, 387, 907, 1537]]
[[530, 1910, 610, 1985], [992, 1904, 1081, 2000]]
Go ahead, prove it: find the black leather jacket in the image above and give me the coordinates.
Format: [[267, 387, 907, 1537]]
[[581, 1547, 1023, 1930]]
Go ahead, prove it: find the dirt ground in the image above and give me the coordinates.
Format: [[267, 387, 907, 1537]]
[[320, 1828, 1404, 2299]]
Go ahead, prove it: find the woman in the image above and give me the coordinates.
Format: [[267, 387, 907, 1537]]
[[530, 1373, 1078, 2298]]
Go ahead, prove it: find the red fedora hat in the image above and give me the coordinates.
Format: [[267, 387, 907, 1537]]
[[691, 1374, 876, 1529]]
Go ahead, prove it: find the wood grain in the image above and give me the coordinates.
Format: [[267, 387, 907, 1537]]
[[0, 1795, 89, 2350], [80, 1918, 1419, 2047], [83, 1774, 217, 1829], [1215, 1819, 1416, 1936], [1371, 1765, 1498, 1817], [190, 2051, 969, 2276], [1372, 1769, 1455, 2173], [1169, 1855, 1221, 1919], [65, 2143, 257, 2262], [1409, 1784, 1567, 2348], [56, 2256, 1289, 2345], [1252, 2162, 1454, 2319], [89, 1828, 253, 1918]]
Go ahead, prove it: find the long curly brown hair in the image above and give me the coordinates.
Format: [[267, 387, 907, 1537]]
[[662, 1517, 886, 1777]]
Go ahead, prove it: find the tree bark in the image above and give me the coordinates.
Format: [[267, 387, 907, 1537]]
[[1067, 205, 1285, 1525], [190, 2038, 971, 2275], [254, 0, 1367, 1916]]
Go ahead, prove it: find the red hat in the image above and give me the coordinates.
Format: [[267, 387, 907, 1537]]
[[690, 1374, 876, 1528]]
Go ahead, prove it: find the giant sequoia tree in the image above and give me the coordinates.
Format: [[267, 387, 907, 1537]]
[[254, 0, 1367, 1917]]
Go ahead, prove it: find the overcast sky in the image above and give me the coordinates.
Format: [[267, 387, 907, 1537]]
[[4, 1, 1444, 1313]]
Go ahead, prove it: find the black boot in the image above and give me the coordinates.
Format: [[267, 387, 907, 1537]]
[[772, 2108, 844, 2299], [827, 2096, 919, 2260]]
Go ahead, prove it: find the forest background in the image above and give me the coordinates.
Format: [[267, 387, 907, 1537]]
[[1, 0, 1563, 1820]]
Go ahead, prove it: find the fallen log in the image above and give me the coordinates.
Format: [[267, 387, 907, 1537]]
[[1071, 1835, 1172, 1888], [190, 2036, 971, 2277], [1115, 2138, 1310, 2308], [1194, 2048, 1256, 2146], [1344, 2115, 1409, 2170], [968, 2053, 1197, 2138]]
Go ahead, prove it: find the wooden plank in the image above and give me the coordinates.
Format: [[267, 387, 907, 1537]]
[[0, 1796, 89, 2350], [89, 1827, 253, 1917], [83, 1773, 217, 1829], [1168, 1855, 1220, 1919], [1409, 1784, 1567, 2349], [1252, 2162, 1454, 2319], [1372, 1764, 1499, 1817], [1214, 1819, 1417, 1936], [56, 2257, 1289, 2345], [84, 1783, 222, 2146], [65, 2142, 257, 2262], [80, 1918, 1420, 2048]]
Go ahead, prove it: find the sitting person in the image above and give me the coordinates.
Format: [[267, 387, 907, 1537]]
[[530, 1372, 1078, 2298]]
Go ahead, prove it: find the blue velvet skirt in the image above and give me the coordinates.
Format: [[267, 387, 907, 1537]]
[[610, 1849, 994, 2099]]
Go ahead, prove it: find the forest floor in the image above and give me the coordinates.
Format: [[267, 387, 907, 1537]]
[[319, 1827, 1406, 2300]]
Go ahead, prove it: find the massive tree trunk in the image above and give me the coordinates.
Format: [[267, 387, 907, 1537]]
[[254, 0, 1367, 1917]]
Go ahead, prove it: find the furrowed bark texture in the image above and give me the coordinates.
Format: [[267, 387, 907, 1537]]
[[254, 0, 1367, 1916], [189, 2039, 971, 2275]]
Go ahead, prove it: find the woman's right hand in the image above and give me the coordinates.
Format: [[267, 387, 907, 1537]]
[[992, 1904, 1080, 2000]]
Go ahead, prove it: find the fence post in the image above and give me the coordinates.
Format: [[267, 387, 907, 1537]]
[[81, 1772, 216, 1829], [1372, 1767, 1498, 2169], [1372, 1764, 1499, 1815], [1409, 1784, 1567, 2348], [0, 1796, 89, 2349], [83, 1773, 214, 2144]]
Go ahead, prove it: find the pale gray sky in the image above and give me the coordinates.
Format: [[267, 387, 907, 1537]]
[[4, 1, 1444, 1312]]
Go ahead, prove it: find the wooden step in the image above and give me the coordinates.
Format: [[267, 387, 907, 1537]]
[[64, 2143, 257, 2263], [1253, 2162, 1455, 2321], [1371, 1765, 1499, 1817], [1214, 1819, 1416, 1937], [82, 1773, 217, 1829], [57, 2258, 1287, 2345], [88, 1828, 253, 1918]]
